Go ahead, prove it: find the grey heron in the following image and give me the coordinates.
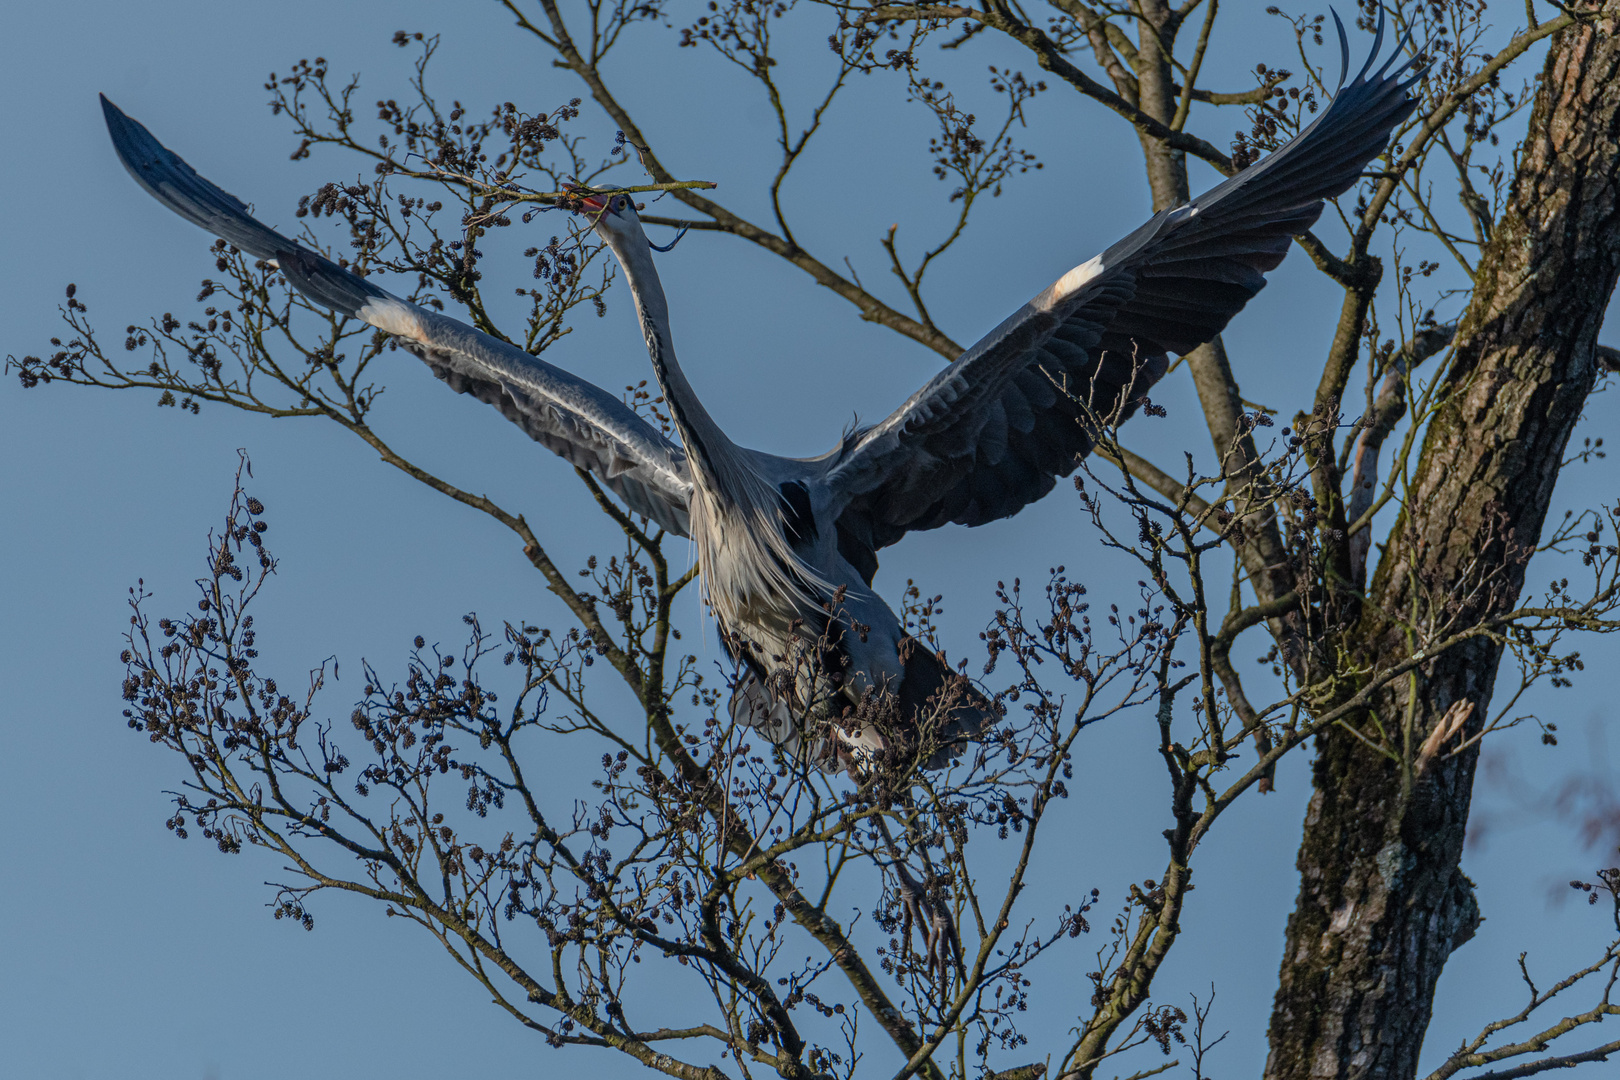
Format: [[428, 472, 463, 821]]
[[99, 17, 1421, 774]]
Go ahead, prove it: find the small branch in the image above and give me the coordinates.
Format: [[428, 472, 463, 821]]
[[1346, 323, 1458, 583], [1170, 0, 1218, 133], [1459, 1039, 1620, 1080], [862, 5, 1236, 173], [1093, 444, 1217, 524]]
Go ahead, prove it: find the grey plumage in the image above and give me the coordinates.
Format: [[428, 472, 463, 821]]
[[99, 14, 1420, 771]]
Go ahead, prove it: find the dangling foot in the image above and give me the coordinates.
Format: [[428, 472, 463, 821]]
[[876, 815, 965, 999]]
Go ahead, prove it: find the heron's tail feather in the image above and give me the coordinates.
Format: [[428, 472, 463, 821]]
[[897, 638, 995, 771], [728, 641, 993, 773]]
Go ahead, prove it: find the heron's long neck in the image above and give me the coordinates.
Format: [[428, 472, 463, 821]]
[[609, 230, 830, 621], [610, 235, 740, 489]]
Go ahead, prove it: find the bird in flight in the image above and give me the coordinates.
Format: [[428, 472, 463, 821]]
[[100, 14, 1420, 776]]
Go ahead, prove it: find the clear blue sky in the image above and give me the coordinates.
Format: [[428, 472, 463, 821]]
[[4, 3, 1616, 1078]]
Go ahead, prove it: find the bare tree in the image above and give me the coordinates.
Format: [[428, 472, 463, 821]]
[[12, 3, 1620, 1080]]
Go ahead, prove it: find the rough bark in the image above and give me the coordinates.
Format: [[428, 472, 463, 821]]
[[1266, 9, 1620, 1080]]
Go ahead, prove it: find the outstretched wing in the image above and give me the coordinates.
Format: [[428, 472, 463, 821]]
[[826, 13, 1420, 573], [101, 95, 692, 536]]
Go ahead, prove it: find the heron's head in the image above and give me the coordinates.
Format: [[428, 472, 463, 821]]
[[576, 191, 647, 245], [574, 190, 689, 255]]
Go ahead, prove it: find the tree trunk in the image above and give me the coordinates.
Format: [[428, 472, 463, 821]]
[[1264, 9, 1620, 1080]]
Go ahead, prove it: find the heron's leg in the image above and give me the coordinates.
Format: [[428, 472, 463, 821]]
[[873, 814, 965, 997], [895, 794, 966, 987]]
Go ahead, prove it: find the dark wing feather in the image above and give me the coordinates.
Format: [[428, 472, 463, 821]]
[[826, 14, 1420, 563], [102, 95, 692, 536]]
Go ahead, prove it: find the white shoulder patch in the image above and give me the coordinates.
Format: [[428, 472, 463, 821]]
[[357, 295, 427, 341], [1040, 254, 1105, 309]]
